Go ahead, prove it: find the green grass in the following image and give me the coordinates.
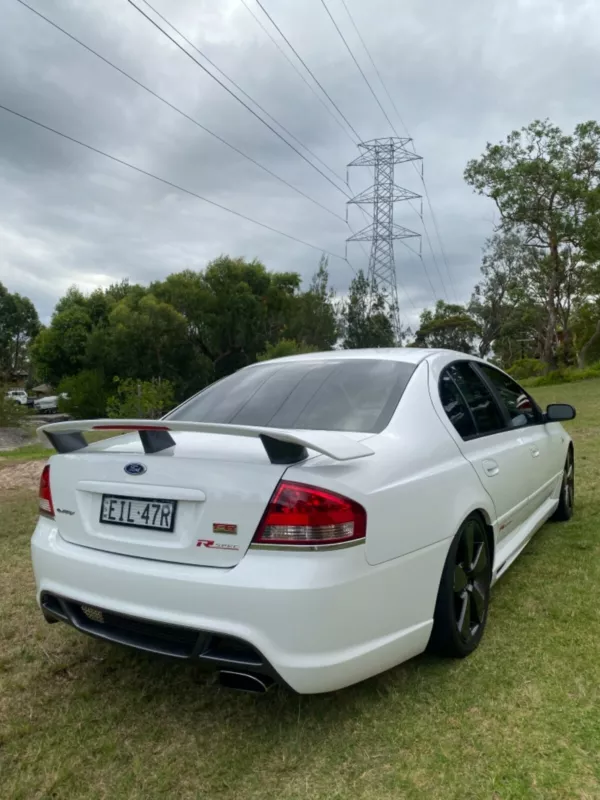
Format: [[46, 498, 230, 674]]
[[2, 381, 600, 798], [1, 431, 123, 462], [0, 442, 54, 461]]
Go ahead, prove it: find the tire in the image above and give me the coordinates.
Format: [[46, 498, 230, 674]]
[[551, 450, 574, 522], [428, 513, 492, 658]]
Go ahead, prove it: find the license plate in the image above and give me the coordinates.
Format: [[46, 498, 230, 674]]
[[100, 495, 177, 532]]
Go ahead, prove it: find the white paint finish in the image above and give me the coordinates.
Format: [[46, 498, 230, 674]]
[[448, 429, 536, 542], [426, 351, 571, 544], [31, 347, 574, 692], [49, 447, 287, 568], [289, 362, 497, 566], [32, 517, 446, 693]]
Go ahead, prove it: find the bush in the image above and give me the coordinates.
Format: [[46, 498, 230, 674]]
[[508, 358, 546, 380], [0, 389, 29, 427], [107, 378, 175, 419], [257, 339, 319, 361], [57, 370, 107, 419], [522, 362, 600, 388]]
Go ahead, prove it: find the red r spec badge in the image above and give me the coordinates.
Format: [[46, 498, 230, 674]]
[[196, 539, 239, 551]]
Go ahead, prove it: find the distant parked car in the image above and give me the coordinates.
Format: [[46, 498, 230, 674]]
[[5, 389, 28, 406], [34, 393, 68, 414]]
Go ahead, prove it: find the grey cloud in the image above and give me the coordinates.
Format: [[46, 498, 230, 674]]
[[1, 0, 599, 326]]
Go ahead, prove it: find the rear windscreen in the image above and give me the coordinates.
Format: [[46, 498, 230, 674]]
[[168, 359, 416, 433]]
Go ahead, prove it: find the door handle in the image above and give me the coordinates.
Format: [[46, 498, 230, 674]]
[[482, 459, 499, 477], [530, 446, 540, 458]]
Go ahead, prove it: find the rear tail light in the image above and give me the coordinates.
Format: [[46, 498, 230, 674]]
[[39, 465, 54, 518], [253, 481, 366, 547]]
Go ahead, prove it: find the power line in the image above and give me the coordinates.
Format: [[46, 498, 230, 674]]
[[139, 0, 344, 183], [0, 103, 348, 261], [126, 0, 351, 197], [338, 0, 412, 139], [239, 0, 356, 148], [252, 0, 362, 143], [336, 0, 458, 302], [13, 0, 346, 224], [419, 164, 457, 301], [128, 1, 390, 297], [318, 0, 396, 135]]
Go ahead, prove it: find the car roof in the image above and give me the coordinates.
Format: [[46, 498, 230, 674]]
[[252, 347, 470, 367]]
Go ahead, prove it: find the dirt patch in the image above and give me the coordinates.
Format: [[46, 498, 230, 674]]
[[0, 427, 33, 452], [0, 460, 46, 492]]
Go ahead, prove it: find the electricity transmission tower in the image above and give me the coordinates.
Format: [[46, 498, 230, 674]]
[[346, 137, 422, 338]]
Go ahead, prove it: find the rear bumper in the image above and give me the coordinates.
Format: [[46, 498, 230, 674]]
[[40, 591, 284, 685], [31, 518, 447, 693]]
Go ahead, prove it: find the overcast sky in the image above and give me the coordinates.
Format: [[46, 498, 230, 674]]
[[1, 0, 599, 328]]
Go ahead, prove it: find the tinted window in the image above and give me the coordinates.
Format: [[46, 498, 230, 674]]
[[447, 362, 506, 436], [439, 370, 477, 438], [169, 359, 415, 433], [478, 364, 540, 427]]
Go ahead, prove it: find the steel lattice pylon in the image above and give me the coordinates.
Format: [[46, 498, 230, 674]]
[[346, 137, 422, 338]]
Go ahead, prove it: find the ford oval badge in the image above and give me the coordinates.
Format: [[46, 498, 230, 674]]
[[124, 463, 147, 476]]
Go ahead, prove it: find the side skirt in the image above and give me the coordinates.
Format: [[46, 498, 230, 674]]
[[491, 496, 559, 585]]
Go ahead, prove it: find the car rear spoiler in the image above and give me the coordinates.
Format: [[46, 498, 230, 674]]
[[38, 419, 374, 464]]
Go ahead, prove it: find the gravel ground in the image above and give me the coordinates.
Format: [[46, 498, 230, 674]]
[[0, 460, 46, 491], [0, 427, 33, 451]]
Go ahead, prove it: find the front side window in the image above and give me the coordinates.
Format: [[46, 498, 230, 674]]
[[477, 364, 541, 427], [446, 362, 506, 436]]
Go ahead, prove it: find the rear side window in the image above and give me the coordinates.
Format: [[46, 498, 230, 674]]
[[445, 362, 506, 436], [477, 364, 541, 427], [169, 359, 416, 433], [439, 370, 477, 438]]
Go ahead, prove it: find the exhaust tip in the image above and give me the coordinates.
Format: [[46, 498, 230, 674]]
[[218, 670, 274, 694]]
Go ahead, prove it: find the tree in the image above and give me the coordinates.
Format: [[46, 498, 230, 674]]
[[105, 293, 192, 384], [465, 119, 600, 368], [152, 257, 303, 382], [31, 304, 93, 386], [469, 234, 544, 362], [0, 283, 40, 378], [107, 377, 175, 419], [257, 339, 318, 361], [286, 256, 338, 350], [340, 271, 396, 349], [58, 370, 107, 419], [414, 300, 479, 353]]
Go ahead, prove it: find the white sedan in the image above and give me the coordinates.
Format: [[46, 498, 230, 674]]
[[31, 349, 575, 694]]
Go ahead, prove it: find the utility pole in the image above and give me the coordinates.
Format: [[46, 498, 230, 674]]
[[346, 137, 422, 339]]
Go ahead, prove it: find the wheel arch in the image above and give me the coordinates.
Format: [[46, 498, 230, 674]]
[[469, 508, 495, 575]]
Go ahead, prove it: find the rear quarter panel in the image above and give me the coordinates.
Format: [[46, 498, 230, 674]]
[[288, 360, 496, 566]]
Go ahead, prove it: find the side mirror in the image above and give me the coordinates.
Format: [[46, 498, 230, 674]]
[[545, 403, 576, 422], [511, 413, 528, 429]]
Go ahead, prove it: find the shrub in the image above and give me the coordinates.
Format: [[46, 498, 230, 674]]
[[107, 377, 175, 419], [508, 358, 545, 380], [523, 362, 600, 387], [0, 388, 29, 427], [58, 370, 107, 419], [257, 339, 319, 361]]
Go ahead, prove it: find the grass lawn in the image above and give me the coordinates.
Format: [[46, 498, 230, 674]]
[[0, 431, 123, 463], [1, 380, 600, 799]]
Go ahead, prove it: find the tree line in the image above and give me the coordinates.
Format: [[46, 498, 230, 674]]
[[1, 118, 600, 416]]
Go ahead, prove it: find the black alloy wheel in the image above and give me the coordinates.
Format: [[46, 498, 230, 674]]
[[453, 519, 489, 644], [429, 514, 492, 658], [552, 451, 574, 522]]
